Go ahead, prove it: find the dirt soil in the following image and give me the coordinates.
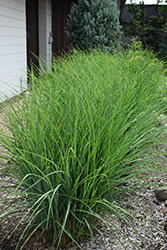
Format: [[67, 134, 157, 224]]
[[0, 95, 167, 250]]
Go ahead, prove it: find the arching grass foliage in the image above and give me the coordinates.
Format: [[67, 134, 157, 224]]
[[0, 48, 166, 249]]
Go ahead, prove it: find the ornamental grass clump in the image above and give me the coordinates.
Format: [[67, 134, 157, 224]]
[[0, 48, 166, 249]]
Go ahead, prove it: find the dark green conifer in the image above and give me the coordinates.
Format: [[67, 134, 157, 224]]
[[159, 29, 167, 59], [124, 2, 166, 51], [66, 0, 121, 52], [145, 6, 165, 52], [124, 2, 146, 47]]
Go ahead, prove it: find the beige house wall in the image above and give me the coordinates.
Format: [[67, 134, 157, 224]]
[[0, 0, 27, 100]]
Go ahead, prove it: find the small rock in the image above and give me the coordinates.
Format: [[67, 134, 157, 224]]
[[165, 200, 167, 207], [155, 188, 167, 201], [164, 222, 167, 231], [153, 199, 161, 205]]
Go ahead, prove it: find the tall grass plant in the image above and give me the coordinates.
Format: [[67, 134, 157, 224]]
[[0, 48, 166, 249]]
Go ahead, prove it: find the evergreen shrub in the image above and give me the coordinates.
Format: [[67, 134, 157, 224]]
[[124, 1, 166, 51], [66, 0, 121, 52], [159, 29, 167, 59]]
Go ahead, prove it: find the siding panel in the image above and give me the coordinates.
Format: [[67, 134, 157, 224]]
[[0, 0, 27, 100]]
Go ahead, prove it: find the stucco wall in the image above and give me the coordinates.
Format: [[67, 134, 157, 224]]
[[0, 0, 27, 100]]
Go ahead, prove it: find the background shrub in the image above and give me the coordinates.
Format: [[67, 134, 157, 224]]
[[124, 1, 166, 51], [124, 2, 146, 46], [65, 0, 121, 52], [159, 28, 167, 59], [0, 48, 166, 249]]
